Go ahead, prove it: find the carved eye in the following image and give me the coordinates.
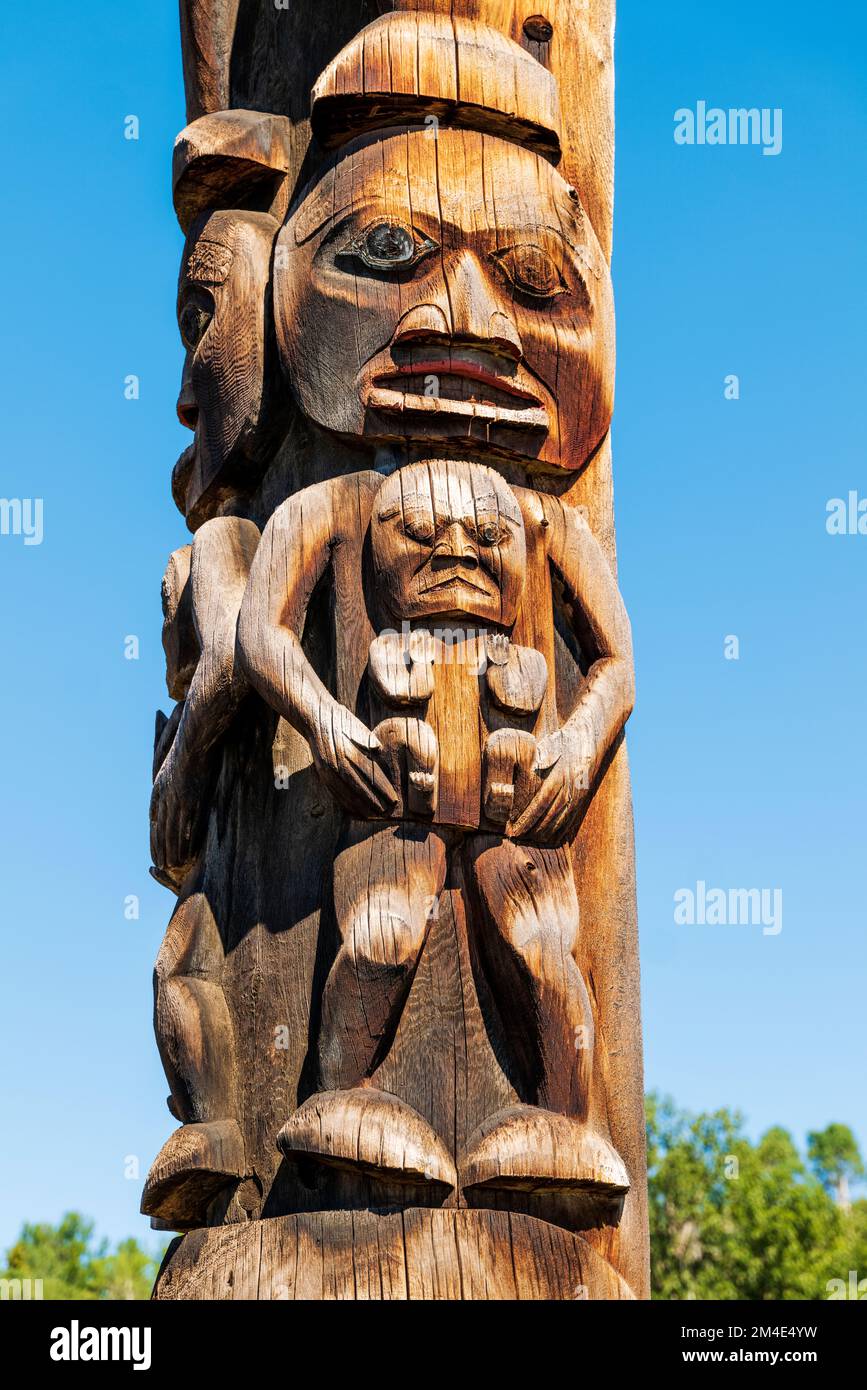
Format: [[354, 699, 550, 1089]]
[[179, 300, 213, 351], [489, 244, 569, 302], [403, 512, 436, 545], [337, 219, 438, 273], [475, 518, 510, 546]]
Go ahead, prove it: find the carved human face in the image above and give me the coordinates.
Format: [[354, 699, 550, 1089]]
[[275, 126, 613, 473], [371, 460, 527, 626], [174, 210, 279, 525]]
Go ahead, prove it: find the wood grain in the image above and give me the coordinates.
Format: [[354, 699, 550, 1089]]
[[153, 1208, 636, 1300], [312, 13, 562, 163]]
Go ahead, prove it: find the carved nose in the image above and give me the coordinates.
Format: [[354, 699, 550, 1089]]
[[432, 525, 479, 568], [446, 250, 523, 362], [177, 364, 199, 431]]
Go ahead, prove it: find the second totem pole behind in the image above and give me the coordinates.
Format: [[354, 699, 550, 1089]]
[[147, 0, 648, 1300]]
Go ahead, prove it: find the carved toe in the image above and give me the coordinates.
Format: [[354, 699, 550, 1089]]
[[141, 1119, 249, 1226], [277, 1089, 457, 1190], [461, 1106, 630, 1197]]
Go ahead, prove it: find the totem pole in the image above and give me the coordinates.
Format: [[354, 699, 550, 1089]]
[[147, 0, 648, 1301]]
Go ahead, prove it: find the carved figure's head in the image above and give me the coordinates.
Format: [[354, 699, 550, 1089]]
[[274, 126, 613, 474], [371, 459, 527, 626], [173, 209, 281, 527]]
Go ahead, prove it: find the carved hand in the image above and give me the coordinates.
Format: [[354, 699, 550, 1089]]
[[509, 724, 595, 846], [150, 743, 209, 883], [308, 702, 400, 821]]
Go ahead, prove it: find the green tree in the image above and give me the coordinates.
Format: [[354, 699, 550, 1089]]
[[807, 1124, 864, 1211], [647, 1096, 847, 1299], [1, 1213, 162, 1300]]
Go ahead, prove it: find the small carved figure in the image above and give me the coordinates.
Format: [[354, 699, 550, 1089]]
[[237, 457, 633, 1198], [144, 515, 260, 1226]]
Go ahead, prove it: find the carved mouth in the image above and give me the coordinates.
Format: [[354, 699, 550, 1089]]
[[172, 441, 197, 512], [374, 361, 542, 408], [362, 343, 551, 443], [419, 573, 493, 598], [366, 385, 548, 430]]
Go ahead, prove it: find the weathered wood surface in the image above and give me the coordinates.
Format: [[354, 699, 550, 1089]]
[[147, 0, 648, 1300], [154, 1209, 635, 1301], [177, 1, 615, 256]]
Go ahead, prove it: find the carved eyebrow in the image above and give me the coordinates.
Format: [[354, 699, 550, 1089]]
[[510, 223, 599, 278], [294, 191, 419, 246], [294, 196, 356, 246], [471, 492, 522, 524], [184, 239, 234, 285], [377, 503, 401, 521]]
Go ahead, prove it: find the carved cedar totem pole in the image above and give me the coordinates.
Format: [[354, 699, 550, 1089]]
[[146, 0, 648, 1301]]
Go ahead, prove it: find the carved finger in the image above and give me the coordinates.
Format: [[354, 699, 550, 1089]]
[[510, 771, 563, 840], [340, 747, 399, 815], [527, 775, 585, 844]]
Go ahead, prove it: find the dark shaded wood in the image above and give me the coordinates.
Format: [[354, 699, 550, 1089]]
[[173, 111, 292, 234]]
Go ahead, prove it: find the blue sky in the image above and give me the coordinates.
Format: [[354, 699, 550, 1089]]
[[0, 0, 864, 1253]]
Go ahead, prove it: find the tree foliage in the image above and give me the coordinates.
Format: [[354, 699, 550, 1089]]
[[648, 1095, 867, 1300], [807, 1123, 865, 1208], [1, 1212, 163, 1301]]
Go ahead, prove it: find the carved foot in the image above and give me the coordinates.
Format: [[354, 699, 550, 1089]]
[[277, 1089, 457, 1191], [141, 1119, 249, 1228], [461, 1106, 629, 1198]]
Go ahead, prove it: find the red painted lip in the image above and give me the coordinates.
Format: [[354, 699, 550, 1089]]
[[374, 360, 541, 405]]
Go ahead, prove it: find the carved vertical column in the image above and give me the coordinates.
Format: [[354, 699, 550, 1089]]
[[148, 0, 648, 1301]]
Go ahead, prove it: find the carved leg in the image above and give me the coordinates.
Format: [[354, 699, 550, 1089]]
[[142, 886, 248, 1226], [277, 820, 456, 1189], [319, 819, 448, 1088], [462, 835, 629, 1199], [154, 885, 237, 1121], [465, 836, 590, 1113]]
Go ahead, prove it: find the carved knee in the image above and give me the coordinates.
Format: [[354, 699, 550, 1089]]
[[155, 892, 222, 986], [500, 901, 570, 972], [347, 902, 426, 978]]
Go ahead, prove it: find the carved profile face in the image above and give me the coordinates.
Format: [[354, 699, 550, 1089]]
[[371, 460, 527, 626], [174, 210, 280, 526], [275, 126, 613, 473]]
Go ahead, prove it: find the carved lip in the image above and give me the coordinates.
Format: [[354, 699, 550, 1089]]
[[419, 572, 492, 597], [366, 386, 549, 430], [374, 361, 542, 406]]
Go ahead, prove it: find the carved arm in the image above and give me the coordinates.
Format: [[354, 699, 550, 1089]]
[[510, 495, 634, 843], [151, 515, 260, 882], [237, 478, 397, 818]]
